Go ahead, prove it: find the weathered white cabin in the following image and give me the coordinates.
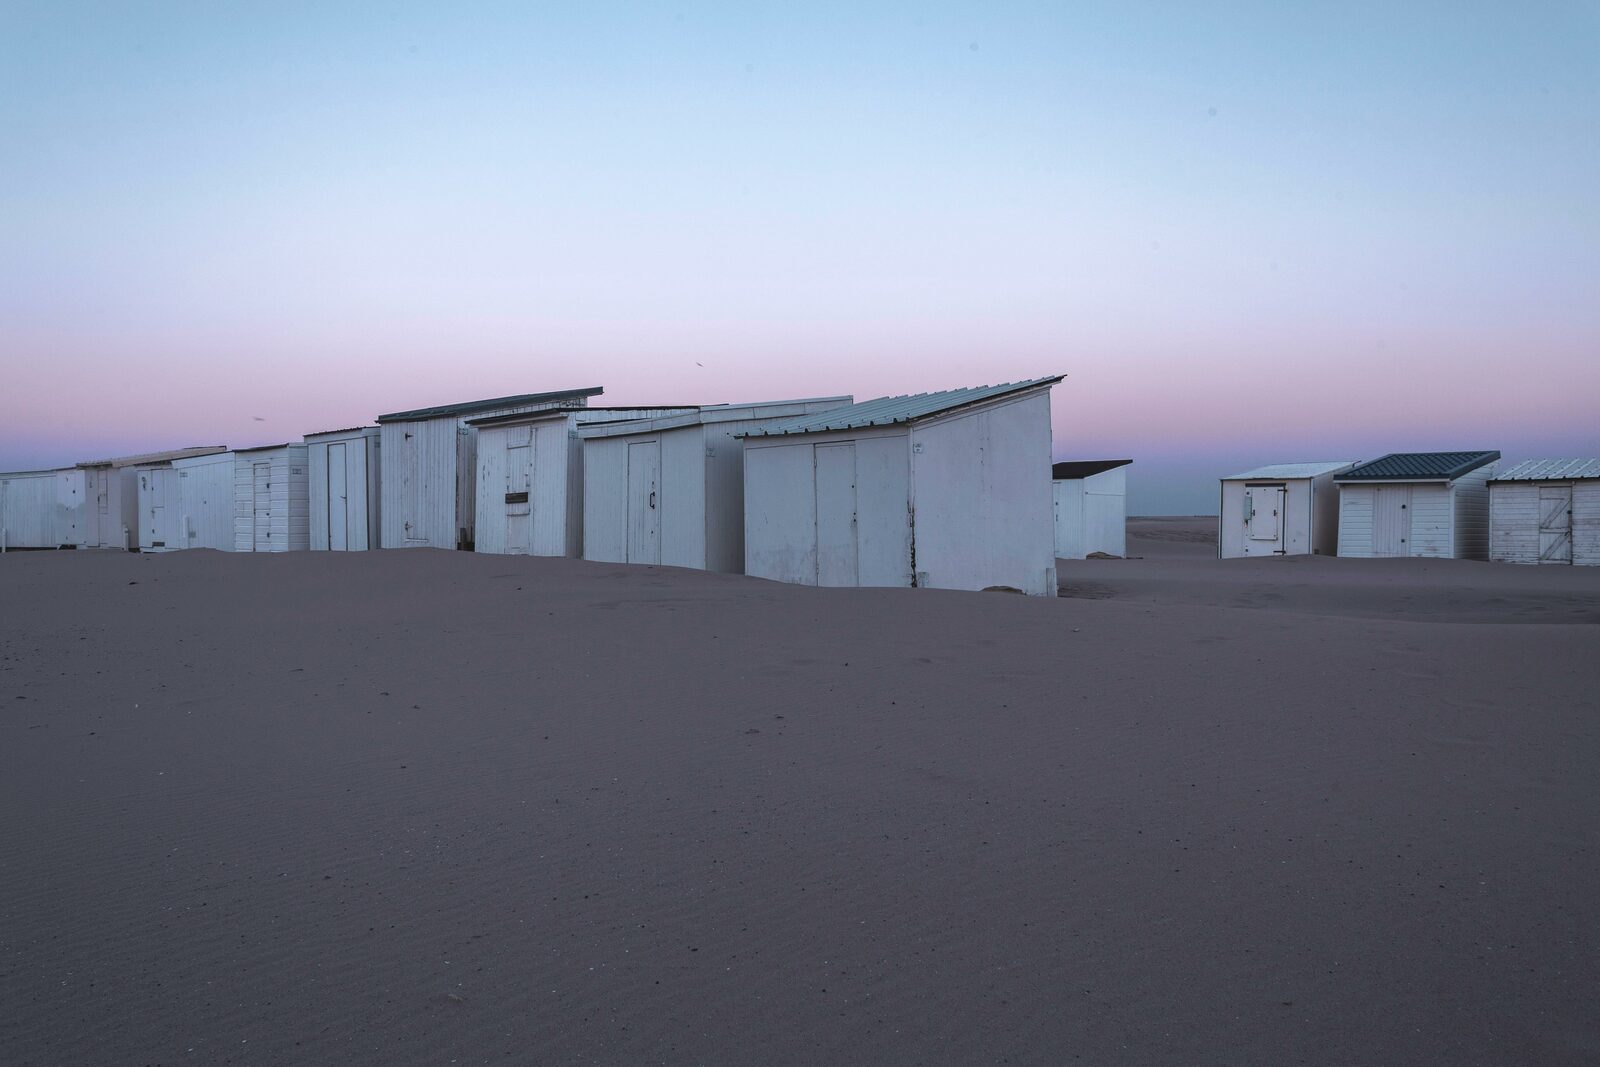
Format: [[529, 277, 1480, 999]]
[[1052, 459, 1131, 559], [0, 469, 75, 550], [139, 451, 237, 552], [581, 397, 851, 572], [1489, 459, 1600, 566], [233, 444, 310, 552], [377, 387, 602, 550], [304, 427, 380, 551], [74, 447, 228, 550], [1335, 451, 1500, 559], [1219, 461, 1354, 559], [741, 377, 1063, 595], [469, 407, 699, 557]]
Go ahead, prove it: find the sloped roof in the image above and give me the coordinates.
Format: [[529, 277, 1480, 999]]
[[1335, 451, 1499, 482], [376, 386, 603, 423], [741, 377, 1063, 438], [1490, 459, 1600, 482], [1052, 459, 1132, 480], [580, 397, 853, 440], [234, 442, 306, 455], [77, 446, 229, 469], [303, 425, 378, 440], [464, 405, 700, 428], [1223, 461, 1357, 481]]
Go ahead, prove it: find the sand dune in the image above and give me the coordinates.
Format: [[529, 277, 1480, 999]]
[[2, 535, 1597, 1064]]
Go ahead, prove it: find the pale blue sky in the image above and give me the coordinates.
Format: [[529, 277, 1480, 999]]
[[3, 2, 1596, 512]]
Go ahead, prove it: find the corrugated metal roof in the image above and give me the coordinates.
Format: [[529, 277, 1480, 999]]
[[1224, 461, 1357, 481], [1336, 451, 1499, 481], [234, 442, 305, 455], [464, 405, 700, 428], [580, 397, 854, 440], [1490, 458, 1600, 482], [741, 377, 1063, 437], [1052, 459, 1132, 480], [302, 425, 377, 440], [376, 386, 603, 423], [77, 446, 229, 469]]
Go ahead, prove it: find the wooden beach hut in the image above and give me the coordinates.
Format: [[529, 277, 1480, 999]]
[[233, 444, 310, 553], [376, 387, 602, 550], [580, 397, 851, 573], [138, 451, 236, 552], [304, 427, 380, 551], [1335, 451, 1499, 559], [469, 406, 699, 557], [1489, 459, 1600, 565], [1218, 461, 1355, 558], [740, 377, 1063, 595], [75, 447, 228, 550], [1052, 459, 1131, 559]]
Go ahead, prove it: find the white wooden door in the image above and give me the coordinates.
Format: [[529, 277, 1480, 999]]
[[1244, 486, 1285, 554], [327, 443, 348, 550], [504, 428, 533, 555], [627, 440, 661, 564], [144, 469, 173, 548], [252, 462, 272, 550], [1372, 485, 1411, 556], [56, 471, 80, 546], [1538, 485, 1573, 564], [815, 443, 859, 585], [348, 440, 369, 550], [403, 430, 427, 544]]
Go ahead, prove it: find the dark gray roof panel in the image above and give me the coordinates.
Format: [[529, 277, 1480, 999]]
[[1052, 459, 1132, 480], [1336, 451, 1500, 481], [376, 387, 603, 423]]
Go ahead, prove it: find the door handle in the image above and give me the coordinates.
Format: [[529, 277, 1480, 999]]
[[649, 491, 657, 509]]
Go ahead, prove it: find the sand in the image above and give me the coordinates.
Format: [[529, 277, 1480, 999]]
[[2, 525, 1597, 1065]]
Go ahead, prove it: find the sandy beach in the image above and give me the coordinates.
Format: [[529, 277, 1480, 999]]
[[2, 521, 1597, 1065]]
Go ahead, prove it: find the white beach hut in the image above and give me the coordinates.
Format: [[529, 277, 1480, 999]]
[[0, 469, 76, 550], [581, 397, 851, 573], [469, 406, 699, 557], [304, 427, 380, 551], [138, 451, 237, 552], [1052, 459, 1132, 559], [1335, 451, 1500, 559], [1218, 461, 1355, 558], [1489, 459, 1600, 566], [233, 444, 310, 553], [74, 447, 229, 551], [740, 377, 1063, 595], [376, 387, 602, 550]]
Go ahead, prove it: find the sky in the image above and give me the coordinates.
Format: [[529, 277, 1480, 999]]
[[2, 2, 1596, 514]]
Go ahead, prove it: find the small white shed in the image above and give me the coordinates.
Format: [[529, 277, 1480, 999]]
[[741, 377, 1063, 596], [0, 469, 75, 550], [1052, 459, 1132, 559], [139, 451, 237, 552], [377, 387, 602, 550], [581, 397, 851, 572], [469, 406, 699, 557], [305, 427, 380, 551], [1335, 451, 1500, 559], [233, 444, 310, 552], [1219, 461, 1355, 558], [1489, 459, 1600, 566], [75, 447, 229, 550]]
